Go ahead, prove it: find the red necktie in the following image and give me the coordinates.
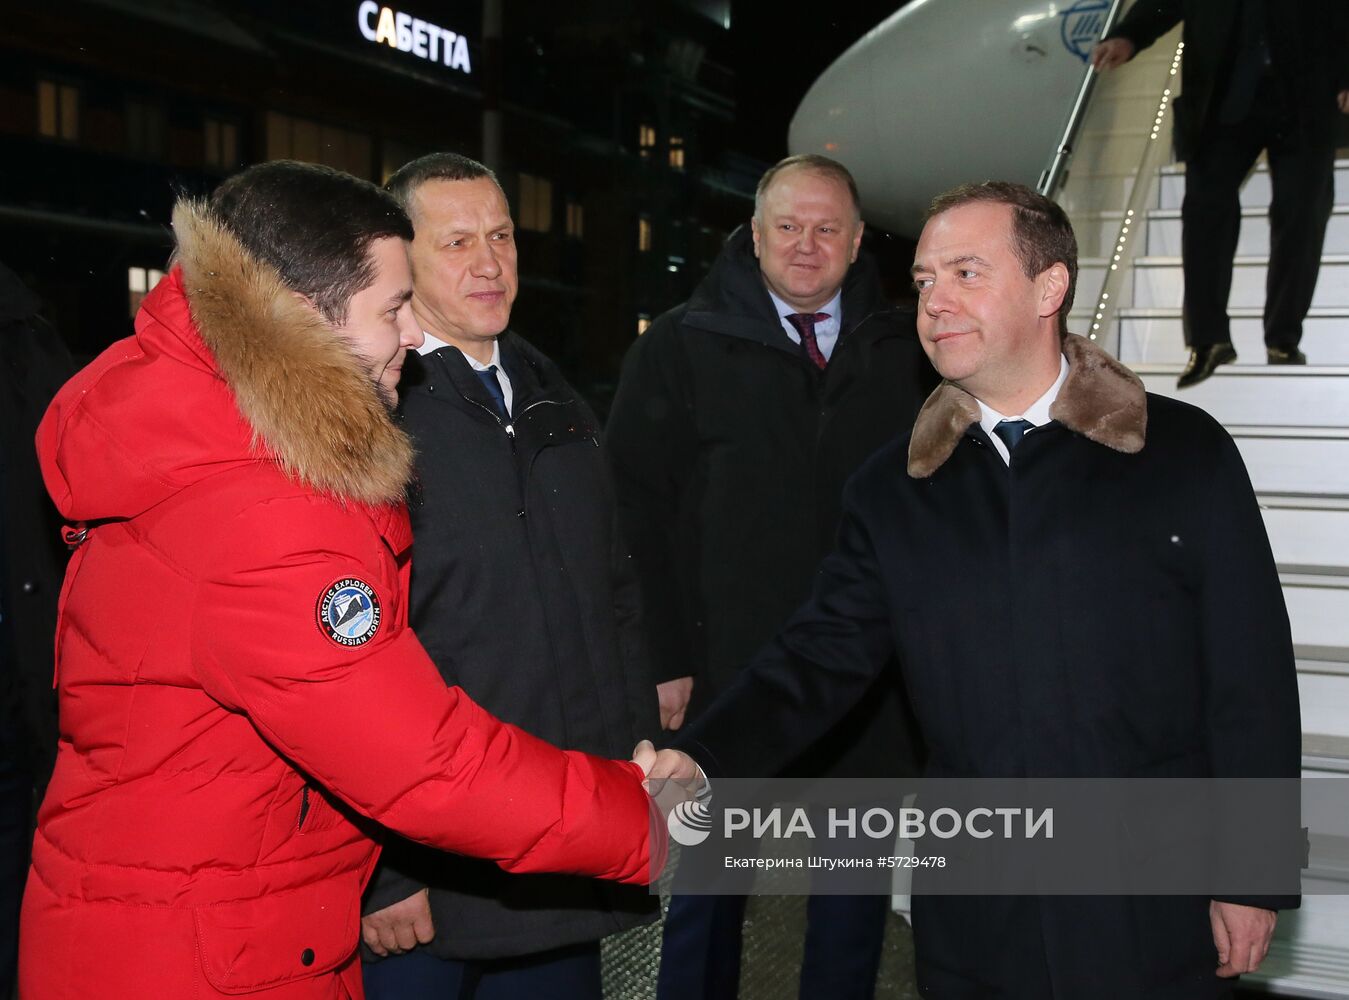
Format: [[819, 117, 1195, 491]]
[[785, 312, 829, 370]]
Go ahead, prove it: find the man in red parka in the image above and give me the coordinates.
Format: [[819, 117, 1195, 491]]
[[19, 161, 665, 1000]]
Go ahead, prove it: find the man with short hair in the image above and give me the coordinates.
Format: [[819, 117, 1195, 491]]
[[20, 161, 664, 1000], [646, 180, 1302, 998], [358, 152, 660, 1000], [607, 153, 934, 1000]]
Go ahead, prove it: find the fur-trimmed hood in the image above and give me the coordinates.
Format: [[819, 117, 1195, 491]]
[[37, 200, 413, 521], [907, 334, 1147, 478]]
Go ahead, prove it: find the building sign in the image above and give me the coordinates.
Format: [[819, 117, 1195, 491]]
[[357, 2, 472, 74]]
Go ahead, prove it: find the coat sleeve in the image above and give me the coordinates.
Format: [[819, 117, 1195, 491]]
[[610, 503, 664, 742], [605, 315, 703, 685], [189, 494, 666, 886], [1103, 0, 1184, 56], [1197, 429, 1302, 911], [673, 477, 898, 779]]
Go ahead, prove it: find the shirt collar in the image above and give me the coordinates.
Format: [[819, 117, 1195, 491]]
[[765, 286, 843, 327], [976, 353, 1070, 441], [419, 330, 501, 372]]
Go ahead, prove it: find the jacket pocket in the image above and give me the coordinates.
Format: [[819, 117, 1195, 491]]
[[193, 876, 359, 994]]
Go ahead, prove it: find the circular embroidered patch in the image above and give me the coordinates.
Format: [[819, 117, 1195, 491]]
[[317, 578, 382, 646]]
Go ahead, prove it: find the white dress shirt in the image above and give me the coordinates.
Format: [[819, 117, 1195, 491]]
[[976, 354, 1070, 465], [419, 331, 514, 416], [766, 288, 843, 362]]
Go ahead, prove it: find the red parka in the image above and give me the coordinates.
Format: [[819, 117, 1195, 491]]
[[19, 202, 664, 999]]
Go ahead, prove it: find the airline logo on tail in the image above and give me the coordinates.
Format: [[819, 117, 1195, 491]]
[[1061, 0, 1109, 63]]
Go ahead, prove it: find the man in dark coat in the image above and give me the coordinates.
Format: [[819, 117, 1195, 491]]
[[607, 154, 935, 999], [1093, 0, 1349, 385], [0, 262, 73, 1000], [359, 153, 659, 1000], [645, 181, 1302, 998]]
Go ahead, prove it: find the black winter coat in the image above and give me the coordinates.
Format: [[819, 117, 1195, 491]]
[[362, 333, 658, 959], [607, 226, 937, 780], [0, 263, 73, 785], [677, 337, 1301, 998], [1106, 0, 1349, 160]]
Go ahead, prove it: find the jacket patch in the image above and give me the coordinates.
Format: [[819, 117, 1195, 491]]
[[316, 578, 382, 646]]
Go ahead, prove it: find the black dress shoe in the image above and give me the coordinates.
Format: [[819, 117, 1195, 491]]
[[1267, 346, 1307, 365], [1177, 343, 1237, 389]]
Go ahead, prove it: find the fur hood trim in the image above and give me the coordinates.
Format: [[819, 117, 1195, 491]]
[[173, 199, 413, 504], [907, 334, 1147, 478]]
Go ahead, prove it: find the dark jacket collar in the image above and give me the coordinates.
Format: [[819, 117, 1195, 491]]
[[682, 225, 900, 348], [906, 334, 1148, 478], [405, 330, 572, 415]]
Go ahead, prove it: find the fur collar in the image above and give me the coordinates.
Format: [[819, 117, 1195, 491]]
[[172, 200, 413, 504], [907, 334, 1146, 478]]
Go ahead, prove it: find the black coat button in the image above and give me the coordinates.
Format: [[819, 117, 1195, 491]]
[[300, 948, 315, 967], [21, 580, 36, 594]]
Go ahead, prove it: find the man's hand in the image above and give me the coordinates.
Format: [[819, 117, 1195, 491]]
[[1210, 900, 1277, 977], [657, 676, 694, 730], [362, 888, 435, 958], [1091, 37, 1135, 72], [632, 740, 705, 789], [1338, 90, 1349, 115]]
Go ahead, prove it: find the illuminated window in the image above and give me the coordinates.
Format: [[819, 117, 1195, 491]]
[[668, 136, 685, 170], [37, 80, 79, 141], [638, 123, 656, 158], [518, 173, 553, 233], [265, 112, 372, 179], [128, 266, 166, 317], [637, 313, 651, 336], [565, 201, 584, 240], [638, 215, 652, 252], [126, 101, 166, 159], [204, 119, 240, 170]]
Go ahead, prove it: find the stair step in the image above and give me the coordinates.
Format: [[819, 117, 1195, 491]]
[[1298, 670, 1349, 742], [1136, 367, 1349, 427], [1115, 308, 1349, 366], [1144, 206, 1349, 257], [1236, 433, 1349, 495], [1282, 570, 1349, 651], [1131, 255, 1349, 310], [1157, 160, 1349, 211], [1265, 504, 1349, 568]]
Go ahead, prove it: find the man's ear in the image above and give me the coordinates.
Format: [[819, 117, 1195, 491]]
[[750, 216, 762, 259], [850, 220, 865, 264], [1037, 262, 1070, 320]]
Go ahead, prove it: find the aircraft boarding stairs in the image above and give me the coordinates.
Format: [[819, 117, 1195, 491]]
[[1063, 37, 1349, 994]]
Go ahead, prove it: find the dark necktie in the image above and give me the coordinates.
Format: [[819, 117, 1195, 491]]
[[474, 365, 508, 420], [993, 418, 1034, 454], [784, 312, 829, 370]]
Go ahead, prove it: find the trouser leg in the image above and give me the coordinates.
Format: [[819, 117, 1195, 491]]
[[1181, 123, 1266, 348], [1263, 116, 1336, 351]]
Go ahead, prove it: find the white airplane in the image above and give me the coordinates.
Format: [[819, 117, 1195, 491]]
[[789, 0, 1113, 237]]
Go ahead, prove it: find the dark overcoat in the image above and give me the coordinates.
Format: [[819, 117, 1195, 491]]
[[677, 336, 1302, 998], [0, 263, 73, 787], [606, 226, 936, 779], [363, 333, 659, 959], [1106, 0, 1349, 160]]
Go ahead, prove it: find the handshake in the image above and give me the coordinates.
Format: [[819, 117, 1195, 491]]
[[631, 740, 707, 804]]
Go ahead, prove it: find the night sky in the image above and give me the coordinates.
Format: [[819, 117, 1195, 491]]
[[730, 3, 912, 162]]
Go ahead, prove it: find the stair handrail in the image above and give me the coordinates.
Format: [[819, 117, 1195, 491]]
[[1081, 38, 1185, 354], [1037, 0, 1127, 201]]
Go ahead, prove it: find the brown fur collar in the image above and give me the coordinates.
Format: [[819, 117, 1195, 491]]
[[907, 334, 1147, 478], [172, 199, 413, 505]]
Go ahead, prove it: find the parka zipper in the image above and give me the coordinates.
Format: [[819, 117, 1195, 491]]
[[298, 785, 311, 830]]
